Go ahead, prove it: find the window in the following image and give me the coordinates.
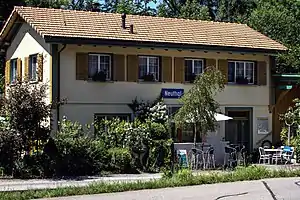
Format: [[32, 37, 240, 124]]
[[168, 106, 196, 143], [138, 56, 160, 81], [29, 54, 38, 81], [94, 113, 131, 132], [88, 54, 111, 80], [95, 114, 131, 122], [185, 59, 203, 82], [228, 61, 255, 84], [10, 59, 17, 84]]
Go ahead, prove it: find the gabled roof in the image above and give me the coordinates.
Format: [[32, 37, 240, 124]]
[[0, 6, 287, 52]]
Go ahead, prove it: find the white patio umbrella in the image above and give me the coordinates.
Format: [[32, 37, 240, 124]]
[[214, 113, 233, 121], [183, 112, 232, 123]]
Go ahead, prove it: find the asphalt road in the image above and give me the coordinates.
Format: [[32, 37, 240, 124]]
[[42, 177, 300, 200]]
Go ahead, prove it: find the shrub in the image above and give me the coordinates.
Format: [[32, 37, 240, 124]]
[[52, 118, 109, 177], [2, 82, 53, 153], [108, 147, 132, 173], [0, 129, 22, 175]]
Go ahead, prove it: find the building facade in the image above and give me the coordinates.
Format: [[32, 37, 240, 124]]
[[0, 7, 287, 150]]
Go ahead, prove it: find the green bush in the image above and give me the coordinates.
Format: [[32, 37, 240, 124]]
[[108, 147, 132, 173], [50, 118, 109, 177], [0, 118, 22, 175]]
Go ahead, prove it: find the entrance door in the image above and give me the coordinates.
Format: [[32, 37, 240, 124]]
[[225, 110, 251, 151]]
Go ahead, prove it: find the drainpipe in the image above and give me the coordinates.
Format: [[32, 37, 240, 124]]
[[56, 44, 66, 129]]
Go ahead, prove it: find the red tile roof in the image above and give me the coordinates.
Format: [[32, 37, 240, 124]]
[[0, 6, 287, 51]]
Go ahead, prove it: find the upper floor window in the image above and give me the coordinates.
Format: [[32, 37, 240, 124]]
[[185, 59, 203, 82], [139, 56, 159, 81], [10, 59, 17, 84], [228, 61, 255, 84], [29, 54, 38, 82], [88, 54, 111, 81]]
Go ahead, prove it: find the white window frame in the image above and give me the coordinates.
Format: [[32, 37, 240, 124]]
[[29, 54, 38, 82], [88, 54, 112, 81], [10, 59, 18, 84], [185, 58, 204, 75], [138, 56, 160, 81], [228, 61, 255, 84]]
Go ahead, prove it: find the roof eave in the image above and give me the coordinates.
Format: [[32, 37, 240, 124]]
[[44, 36, 286, 55]]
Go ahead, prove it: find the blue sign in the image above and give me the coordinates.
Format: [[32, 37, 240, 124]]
[[161, 88, 184, 99]]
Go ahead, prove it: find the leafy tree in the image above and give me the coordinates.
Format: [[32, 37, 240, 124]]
[[174, 67, 225, 146], [216, 0, 257, 22], [179, 0, 211, 20], [102, 0, 156, 15], [247, 0, 300, 73], [24, 0, 69, 8], [158, 0, 213, 19]]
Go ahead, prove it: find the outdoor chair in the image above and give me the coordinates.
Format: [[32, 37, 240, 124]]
[[258, 147, 271, 164], [237, 145, 247, 166], [224, 146, 238, 169], [188, 148, 205, 170], [282, 146, 294, 164], [204, 146, 216, 169]]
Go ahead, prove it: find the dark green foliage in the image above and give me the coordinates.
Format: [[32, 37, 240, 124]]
[[3, 82, 52, 153], [108, 147, 133, 173], [51, 119, 109, 177], [0, 129, 22, 175]]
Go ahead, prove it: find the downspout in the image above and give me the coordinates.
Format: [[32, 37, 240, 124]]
[[57, 44, 66, 129]]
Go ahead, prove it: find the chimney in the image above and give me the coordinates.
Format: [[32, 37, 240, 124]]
[[121, 13, 126, 29], [130, 24, 134, 34]]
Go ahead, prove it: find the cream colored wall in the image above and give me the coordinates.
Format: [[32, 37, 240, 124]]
[[6, 23, 51, 103], [60, 45, 270, 105], [59, 44, 272, 148]]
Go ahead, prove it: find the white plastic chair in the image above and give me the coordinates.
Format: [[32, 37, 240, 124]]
[[259, 147, 271, 164]]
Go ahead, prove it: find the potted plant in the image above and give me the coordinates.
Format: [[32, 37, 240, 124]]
[[142, 73, 155, 82], [92, 71, 107, 82]]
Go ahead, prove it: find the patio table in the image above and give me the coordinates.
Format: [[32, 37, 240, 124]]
[[264, 149, 283, 164]]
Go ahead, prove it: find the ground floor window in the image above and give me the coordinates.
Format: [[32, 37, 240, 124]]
[[95, 114, 131, 122], [94, 113, 131, 133], [168, 106, 200, 143]]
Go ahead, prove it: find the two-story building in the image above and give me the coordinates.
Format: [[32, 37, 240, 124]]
[[0, 6, 287, 151]]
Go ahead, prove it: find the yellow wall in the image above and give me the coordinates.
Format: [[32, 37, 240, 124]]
[[6, 23, 52, 104], [60, 44, 272, 148]]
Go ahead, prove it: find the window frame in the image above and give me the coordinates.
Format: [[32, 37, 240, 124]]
[[138, 56, 160, 81], [29, 54, 38, 82], [88, 53, 112, 81], [94, 113, 131, 122], [184, 58, 204, 82], [228, 60, 255, 84], [10, 59, 18, 84]]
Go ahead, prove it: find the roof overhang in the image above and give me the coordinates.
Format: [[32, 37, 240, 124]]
[[44, 36, 285, 55], [0, 9, 23, 52]]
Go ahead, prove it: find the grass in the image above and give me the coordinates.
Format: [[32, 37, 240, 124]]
[[1, 166, 300, 200]]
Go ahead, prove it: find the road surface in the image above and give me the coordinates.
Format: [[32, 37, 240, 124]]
[[41, 177, 300, 200]]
